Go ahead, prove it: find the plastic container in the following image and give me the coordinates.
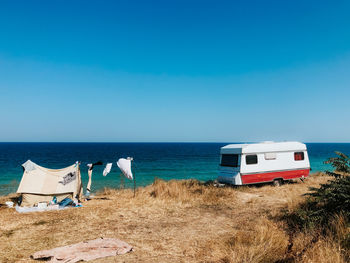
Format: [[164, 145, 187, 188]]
[[37, 202, 47, 209]]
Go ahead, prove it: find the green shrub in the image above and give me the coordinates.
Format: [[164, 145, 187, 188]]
[[285, 151, 350, 231], [324, 151, 350, 178], [299, 176, 350, 229]]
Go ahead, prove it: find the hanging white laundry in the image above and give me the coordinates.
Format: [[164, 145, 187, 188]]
[[86, 167, 93, 196], [103, 163, 113, 177], [117, 158, 133, 180]]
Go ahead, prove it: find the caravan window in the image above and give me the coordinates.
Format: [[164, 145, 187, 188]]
[[246, 155, 258, 165], [221, 154, 239, 167], [294, 152, 304, 161]]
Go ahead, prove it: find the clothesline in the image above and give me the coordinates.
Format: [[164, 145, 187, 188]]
[[85, 158, 136, 198]]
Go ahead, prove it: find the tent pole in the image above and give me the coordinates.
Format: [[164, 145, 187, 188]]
[[120, 173, 124, 189], [130, 158, 136, 198], [133, 169, 136, 198]]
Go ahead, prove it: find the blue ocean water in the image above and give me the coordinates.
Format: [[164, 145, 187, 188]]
[[0, 143, 349, 196]]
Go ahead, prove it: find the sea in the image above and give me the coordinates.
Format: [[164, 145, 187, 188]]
[[0, 143, 349, 196]]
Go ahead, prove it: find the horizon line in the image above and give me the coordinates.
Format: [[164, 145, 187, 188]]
[[0, 141, 350, 144]]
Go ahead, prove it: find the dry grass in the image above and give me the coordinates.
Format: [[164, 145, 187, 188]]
[[301, 215, 350, 263], [202, 217, 289, 263], [296, 238, 344, 263], [0, 173, 343, 262]]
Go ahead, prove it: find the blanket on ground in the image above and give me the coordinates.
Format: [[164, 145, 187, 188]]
[[31, 237, 132, 262]]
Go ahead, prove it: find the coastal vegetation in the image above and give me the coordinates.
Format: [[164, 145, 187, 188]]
[[0, 153, 349, 262], [282, 152, 350, 262]]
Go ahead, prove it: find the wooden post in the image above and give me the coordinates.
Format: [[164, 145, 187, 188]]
[[133, 167, 136, 198], [129, 157, 136, 198], [120, 173, 125, 189]]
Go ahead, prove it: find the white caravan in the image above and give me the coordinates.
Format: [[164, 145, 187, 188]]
[[217, 141, 310, 185]]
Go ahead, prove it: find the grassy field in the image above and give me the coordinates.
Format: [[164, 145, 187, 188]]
[[0, 173, 345, 262]]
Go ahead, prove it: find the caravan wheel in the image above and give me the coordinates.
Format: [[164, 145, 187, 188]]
[[273, 179, 283, 187]]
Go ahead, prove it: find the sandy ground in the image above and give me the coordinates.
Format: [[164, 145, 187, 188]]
[[0, 174, 333, 263]]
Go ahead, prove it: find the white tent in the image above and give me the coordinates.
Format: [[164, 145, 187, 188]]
[[17, 160, 83, 207]]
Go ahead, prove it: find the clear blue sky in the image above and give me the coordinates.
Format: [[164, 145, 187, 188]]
[[0, 0, 349, 142]]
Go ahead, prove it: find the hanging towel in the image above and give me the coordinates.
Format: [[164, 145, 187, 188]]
[[103, 163, 113, 177], [86, 168, 93, 193], [117, 158, 133, 180]]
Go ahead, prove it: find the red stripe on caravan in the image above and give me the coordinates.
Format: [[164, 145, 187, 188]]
[[241, 169, 310, 184]]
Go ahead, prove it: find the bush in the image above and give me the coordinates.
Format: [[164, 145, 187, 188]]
[[285, 151, 350, 231], [281, 152, 350, 261], [288, 176, 350, 230], [324, 151, 350, 178]]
